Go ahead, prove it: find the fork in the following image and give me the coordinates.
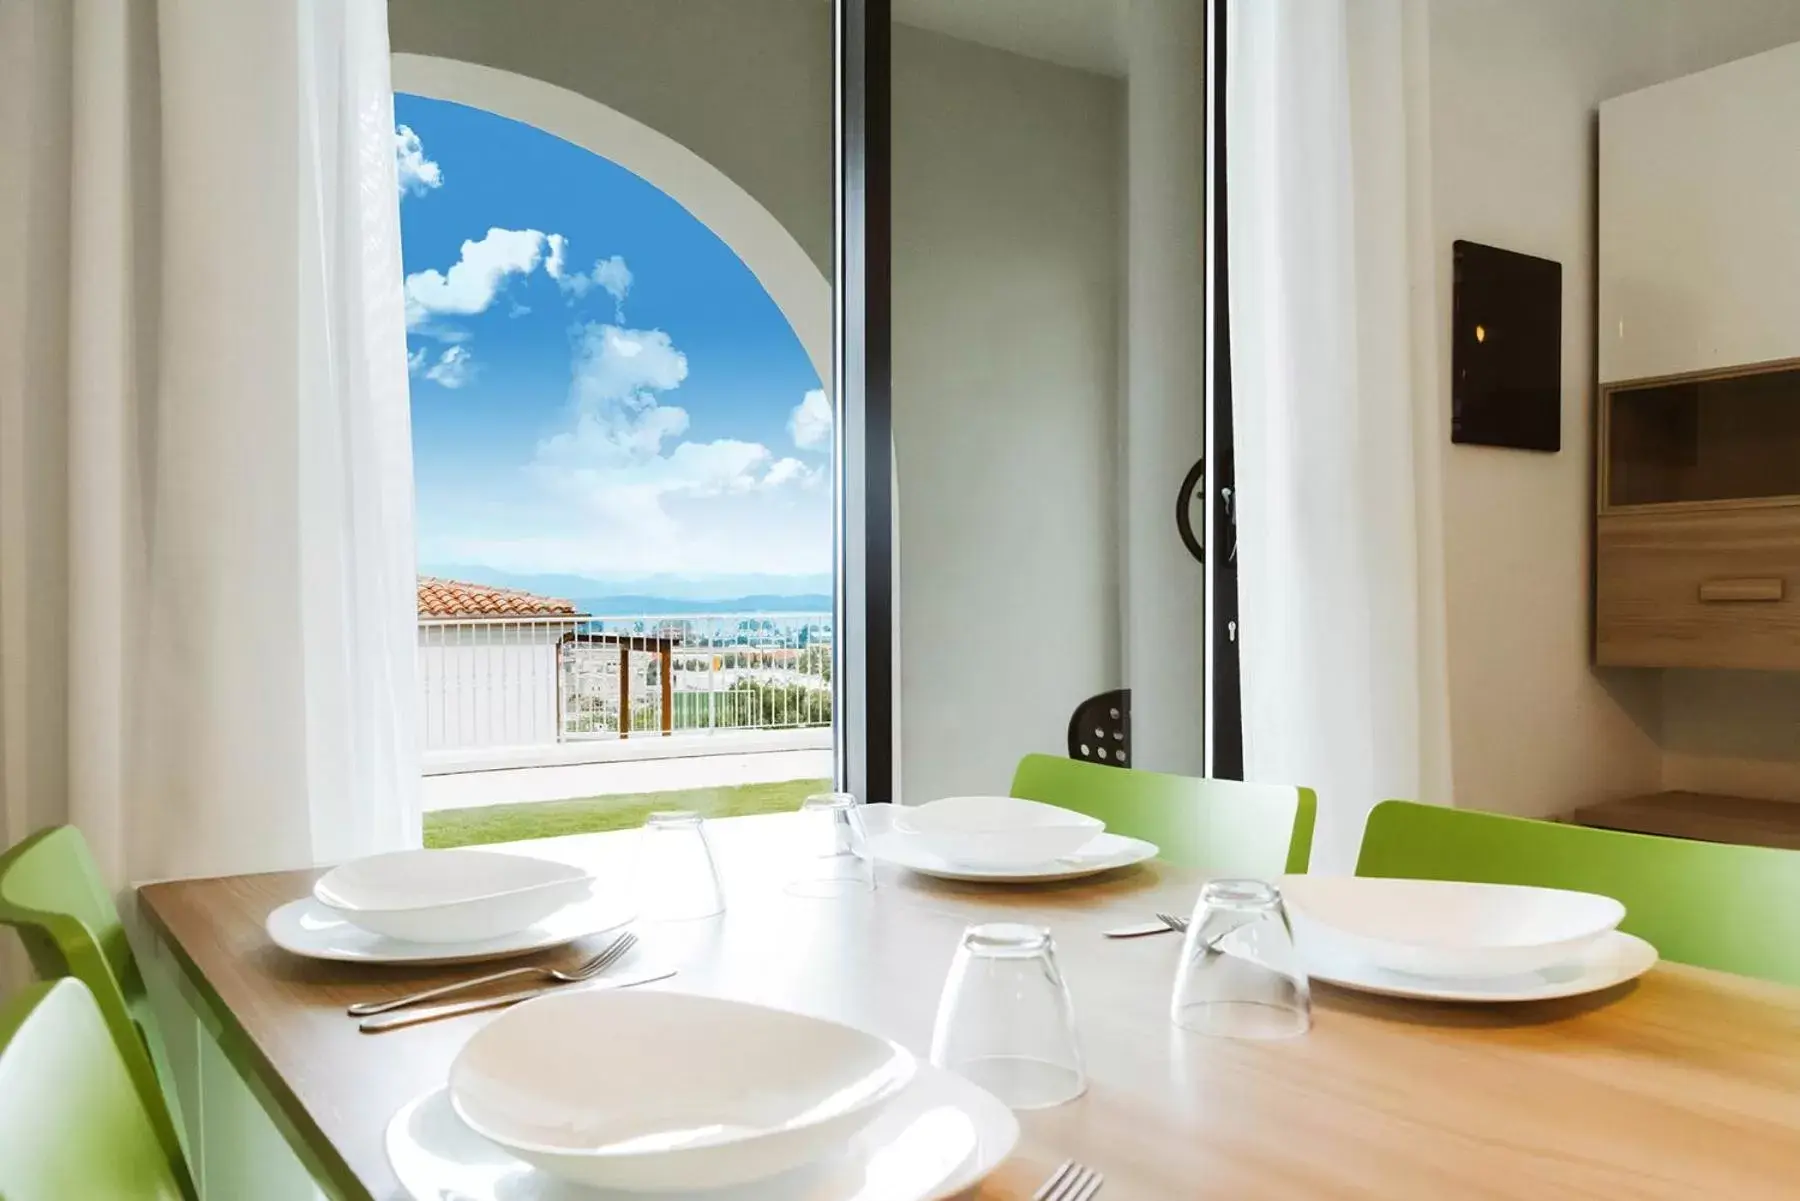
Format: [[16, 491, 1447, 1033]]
[[1155, 911, 1190, 933], [346, 931, 637, 1016], [1034, 1159, 1104, 1201]]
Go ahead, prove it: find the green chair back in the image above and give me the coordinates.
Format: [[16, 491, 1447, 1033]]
[[1009, 754, 1316, 875], [0, 978, 187, 1200], [0, 826, 195, 1196], [1357, 800, 1800, 986]]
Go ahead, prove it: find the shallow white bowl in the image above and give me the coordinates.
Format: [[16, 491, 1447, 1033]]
[[313, 849, 594, 944], [892, 796, 1103, 868], [449, 989, 917, 1193], [1279, 875, 1626, 979]]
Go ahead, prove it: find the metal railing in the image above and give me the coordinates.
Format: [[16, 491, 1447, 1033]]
[[417, 612, 832, 753]]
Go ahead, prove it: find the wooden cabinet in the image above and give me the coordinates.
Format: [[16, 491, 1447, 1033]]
[[1574, 790, 1800, 851], [1595, 361, 1800, 670], [1598, 42, 1800, 384]]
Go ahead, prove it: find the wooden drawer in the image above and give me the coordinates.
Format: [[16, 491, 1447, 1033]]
[[1595, 505, 1800, 669]]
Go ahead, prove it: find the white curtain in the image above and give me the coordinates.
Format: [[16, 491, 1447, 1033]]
[[1226, 0, 1451, 870], [0, 0, 419, 900]]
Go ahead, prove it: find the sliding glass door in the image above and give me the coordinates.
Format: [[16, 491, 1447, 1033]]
[[883, 2, 1209, 802]]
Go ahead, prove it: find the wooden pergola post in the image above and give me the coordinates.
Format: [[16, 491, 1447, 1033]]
[[617, 643, 632, 739], [661, 648, 674, 736]]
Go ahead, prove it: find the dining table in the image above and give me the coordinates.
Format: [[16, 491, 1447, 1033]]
[[136, 810, 1800, 1200]]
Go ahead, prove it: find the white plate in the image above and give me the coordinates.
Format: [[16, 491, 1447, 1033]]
[[314, 849, 596, 944], [892, 796, 1104, 868], [1279, 875, 1625, 978], [388, 1063, 1019, 1201], [451, 989, 917, 1192], [265, 896, 632, 966], [1300, 929, 1658, 1003], [871, 830, 1157, 883]]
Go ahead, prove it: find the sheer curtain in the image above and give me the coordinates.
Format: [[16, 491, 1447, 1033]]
[[1226, 0, 1451, 870], [0, 0, 418, 906]]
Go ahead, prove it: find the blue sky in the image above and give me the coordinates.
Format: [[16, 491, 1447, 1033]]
[[396, 94, 830, 585]]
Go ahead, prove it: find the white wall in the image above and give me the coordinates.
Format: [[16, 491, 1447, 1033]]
[[417, 624, 570, 755], [387, 0, 833, 275], [892, 25, 1123, 803], [1423, 0, 1800, 816], [1662, 671, 1800, 801]]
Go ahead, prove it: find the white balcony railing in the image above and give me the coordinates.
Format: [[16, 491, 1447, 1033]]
[[417, 612, 832, 755]]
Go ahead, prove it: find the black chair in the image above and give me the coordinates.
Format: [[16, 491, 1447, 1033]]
[[1067, 689, 1130, 767]]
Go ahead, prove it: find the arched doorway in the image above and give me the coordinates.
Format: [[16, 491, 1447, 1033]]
[[391, 54, 830, 385], [392, 57, 838, 842]]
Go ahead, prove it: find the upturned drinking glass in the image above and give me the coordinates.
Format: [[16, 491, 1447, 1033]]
[[1169, 878, 1311, 1039], [786, 791, 876, 897], [930, 922, 1085, 1109], [634, 810, 725, 921]]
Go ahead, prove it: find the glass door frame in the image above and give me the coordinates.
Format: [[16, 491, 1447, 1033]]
[[833, 0, 895, 802]]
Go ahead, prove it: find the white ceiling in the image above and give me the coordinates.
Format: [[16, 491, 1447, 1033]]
[[893, 0, 1128, 76]]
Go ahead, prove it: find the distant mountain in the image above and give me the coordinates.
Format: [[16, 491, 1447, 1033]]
[[422, 565, 832, 604], [575, 594, 832, 617]]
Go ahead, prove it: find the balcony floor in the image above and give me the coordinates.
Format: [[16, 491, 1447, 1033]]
[[422, 744, 831, 812]]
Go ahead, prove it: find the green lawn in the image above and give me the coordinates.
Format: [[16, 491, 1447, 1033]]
[[423, 778, 832, 849]]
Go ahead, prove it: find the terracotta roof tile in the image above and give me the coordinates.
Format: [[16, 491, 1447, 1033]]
[[417, 577, 584, 619]]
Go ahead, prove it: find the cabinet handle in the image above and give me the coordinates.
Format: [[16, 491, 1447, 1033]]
[[1697, 578, 1785, 603]]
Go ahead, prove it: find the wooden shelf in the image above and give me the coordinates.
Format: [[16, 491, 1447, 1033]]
[[1573, 789, 1800, 851]]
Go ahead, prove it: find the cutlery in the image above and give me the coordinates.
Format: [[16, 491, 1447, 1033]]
[[1102, 913, 1187, 939], [347, 931, 637, 1017], [1035, 1159, 1104, 1201], [358, 967, 675, 1033]]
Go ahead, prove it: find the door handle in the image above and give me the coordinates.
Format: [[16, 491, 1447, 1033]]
[[1176, 457, 1205, 565]]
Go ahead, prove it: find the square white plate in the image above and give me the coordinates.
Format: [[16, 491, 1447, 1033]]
[[870, 830, 1157, 883], [265, 895, 633, 966], [387, 1062, 1019, 1201], [1299, 929, 1658, 1003]]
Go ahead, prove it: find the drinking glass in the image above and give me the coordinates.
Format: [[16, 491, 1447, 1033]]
[[1169, 878, 1310, 1039], [787, 792, 876, 897], [634, 811, 725, 920], [930, 923, 1085, 1109]]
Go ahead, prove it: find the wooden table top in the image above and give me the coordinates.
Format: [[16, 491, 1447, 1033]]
[[137, 811, 1800, 1200]]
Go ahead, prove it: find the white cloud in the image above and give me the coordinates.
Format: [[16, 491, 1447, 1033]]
[[395, 125, 442, 196], [568, 325, 688, 413], [763, 456, 823, 488], [552, 251, 633, 314], [404, 228, 548, 329], [423, 345, 475, 389], [590, 256, 632, 307], [406, 346, 428, 375], [788, 389, 833, 451], [417, 317, 830, 579], [410, 322, 473, 345], [526, 323, 823, 556]]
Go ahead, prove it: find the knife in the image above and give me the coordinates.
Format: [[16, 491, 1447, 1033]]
[[1102, 919, 1181, 939], [358, 968, 676, 1033]]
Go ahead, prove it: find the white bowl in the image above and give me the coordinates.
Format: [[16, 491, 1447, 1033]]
[[449, 989, 918, 1193], [892, 796, 1104, 868], [1279, 875, 1626, 979], [312, 849, 595, 944]]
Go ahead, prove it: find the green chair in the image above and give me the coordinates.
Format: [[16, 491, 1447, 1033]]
[[1356, 800, 1800, 986], [1009, 753, 1316, 875], [0, 978, 187, 1199], [0, 826, 196, 1197]]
